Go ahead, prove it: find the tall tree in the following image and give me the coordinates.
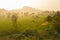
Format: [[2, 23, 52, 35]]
[[53, 11, 60, 33]]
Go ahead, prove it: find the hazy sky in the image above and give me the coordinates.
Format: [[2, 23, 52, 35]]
[[0, 0, 60, 11]]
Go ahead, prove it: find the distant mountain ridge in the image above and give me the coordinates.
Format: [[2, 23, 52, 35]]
[[10, 6, 43, 13], [0, 6, 56, 17]]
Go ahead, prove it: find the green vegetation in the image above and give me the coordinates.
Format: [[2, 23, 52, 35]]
[[0, 11, 60, 40]]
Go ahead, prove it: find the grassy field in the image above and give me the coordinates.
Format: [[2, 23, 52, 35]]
[[0, 13, 59, 40]]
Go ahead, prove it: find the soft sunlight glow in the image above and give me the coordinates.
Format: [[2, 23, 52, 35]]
[[0, 0, 60, 11]]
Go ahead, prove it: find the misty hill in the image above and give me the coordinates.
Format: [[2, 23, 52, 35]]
[[11, 6, 43, 14], [0, 9, 9, 16], [0, 6, 56, 17]]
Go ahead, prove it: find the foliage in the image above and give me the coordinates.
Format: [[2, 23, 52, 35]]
[[0, 11, 60, 40]]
